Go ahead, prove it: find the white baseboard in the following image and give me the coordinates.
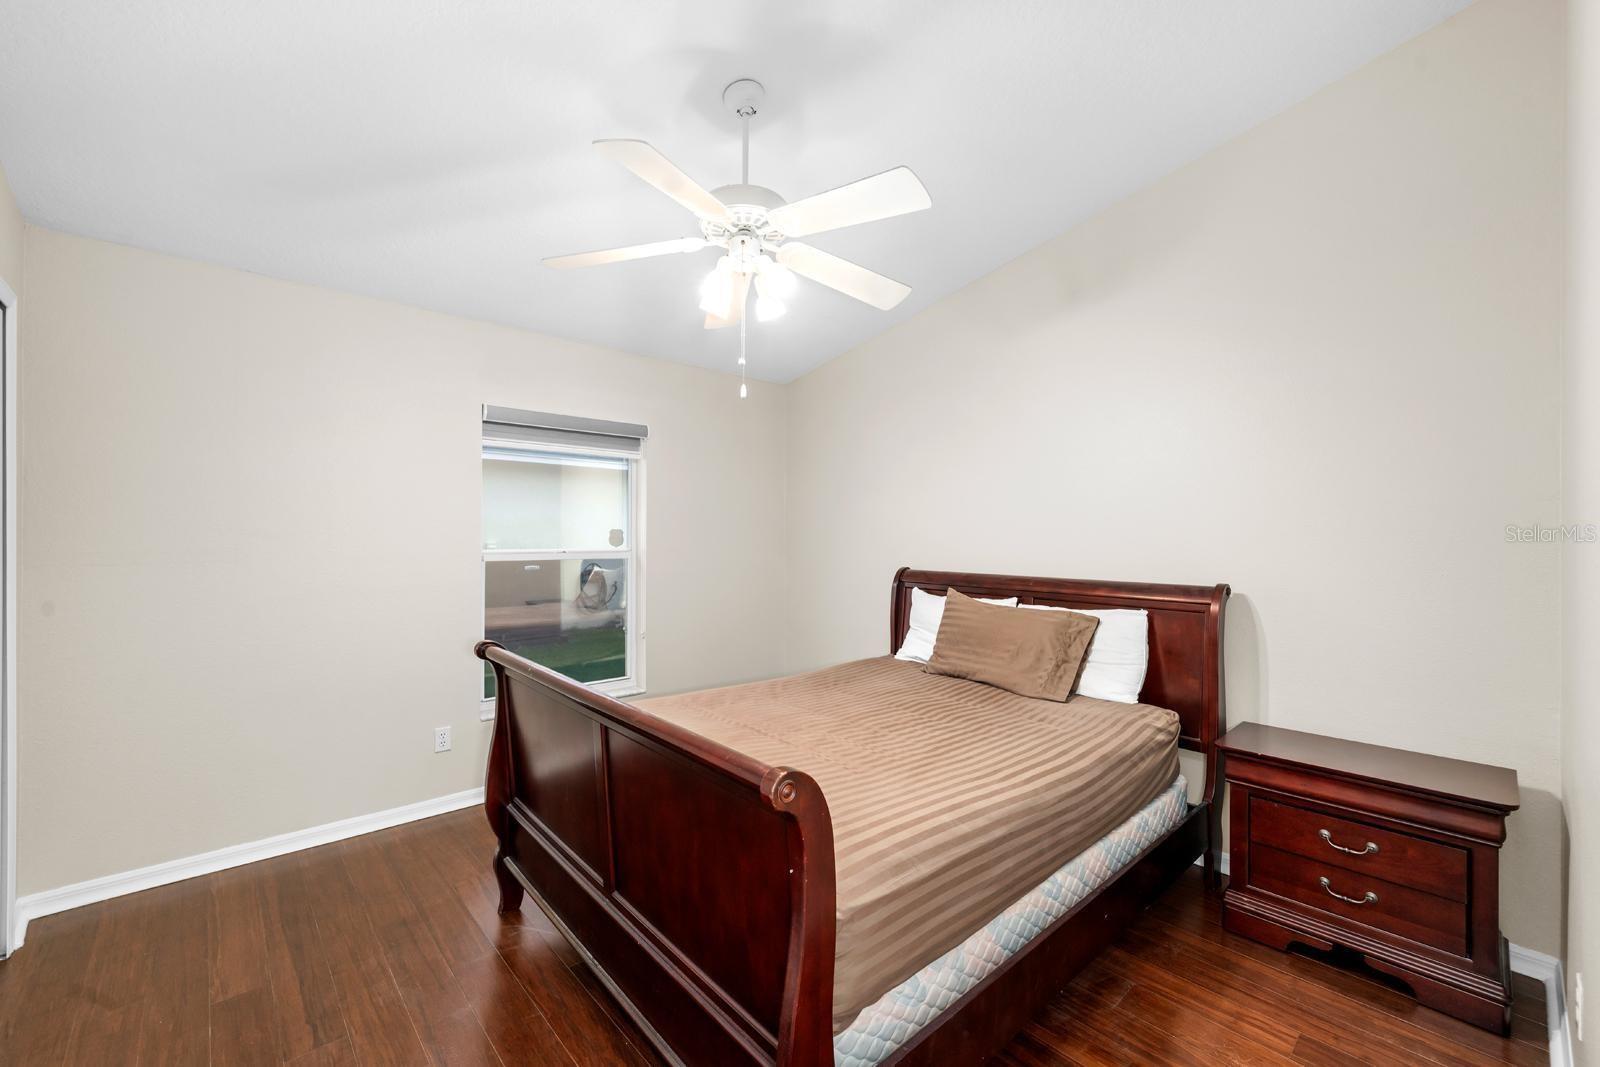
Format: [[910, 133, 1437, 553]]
[[1196, 857, 1571, 1063], [1509, 944, 1573, 1067], [10, 786, 484, 951]]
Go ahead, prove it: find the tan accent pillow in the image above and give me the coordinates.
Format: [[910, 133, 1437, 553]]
[[926, 589, 1099, 701]]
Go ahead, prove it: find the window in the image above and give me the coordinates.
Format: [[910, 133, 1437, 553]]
[[482, 407, 644, 710]]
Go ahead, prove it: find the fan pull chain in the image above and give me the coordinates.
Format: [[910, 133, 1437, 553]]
[[738, 308, 748, 399], [739, 107, 751, 397]]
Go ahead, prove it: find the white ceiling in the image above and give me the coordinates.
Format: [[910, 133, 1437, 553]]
[[0, 0, 1471, 382]]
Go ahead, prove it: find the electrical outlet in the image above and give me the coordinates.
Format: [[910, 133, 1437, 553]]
[[434, 726, 451, 753], [1577, 972, 1585, 1042]]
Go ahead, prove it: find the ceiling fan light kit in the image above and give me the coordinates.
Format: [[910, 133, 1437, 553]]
[[545, 78, 932, 393]]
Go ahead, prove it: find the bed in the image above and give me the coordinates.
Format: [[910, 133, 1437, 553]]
[[476, 568, 1229, 1066]]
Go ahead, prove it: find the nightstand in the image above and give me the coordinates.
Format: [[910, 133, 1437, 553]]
[[1217, 723, 1520, 1033]]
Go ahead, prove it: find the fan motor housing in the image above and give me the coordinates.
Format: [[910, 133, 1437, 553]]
[[705, 184, 787, 251], [711, 183, 785, 213]]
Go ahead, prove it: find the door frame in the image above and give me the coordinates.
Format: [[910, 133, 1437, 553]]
[[0, 273, 15, 957]]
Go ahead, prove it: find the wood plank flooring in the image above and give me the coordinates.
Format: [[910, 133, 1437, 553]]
[[0, 806, 1549, 1066]]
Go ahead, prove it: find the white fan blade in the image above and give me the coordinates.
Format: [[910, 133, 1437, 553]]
[[704, 273, 751, 329], [776, 243, 911, 311], [544, 237, 710, 269], [767, 166, 931, 238], [594, 140, 730, 223]]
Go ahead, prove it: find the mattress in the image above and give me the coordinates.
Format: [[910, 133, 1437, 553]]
[[833, 774, 1190, 1066], [636, 655, 1181, 1030]]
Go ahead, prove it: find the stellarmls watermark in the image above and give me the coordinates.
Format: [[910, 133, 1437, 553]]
[[1505, 523, 1598, 543]]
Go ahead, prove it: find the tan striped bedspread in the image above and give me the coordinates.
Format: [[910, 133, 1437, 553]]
[[636, 656, 1180, 1032]]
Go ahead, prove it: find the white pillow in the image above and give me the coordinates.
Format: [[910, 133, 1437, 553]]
[[894, 587, 1019, 663], [1019, 605, 1149, 704]]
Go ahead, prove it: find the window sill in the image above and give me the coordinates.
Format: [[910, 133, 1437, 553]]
[[480, 685, 646, 722]]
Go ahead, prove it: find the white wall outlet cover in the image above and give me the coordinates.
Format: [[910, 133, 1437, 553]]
[[1577, 972, 1585, 1042], [433, 726, 451, 753]]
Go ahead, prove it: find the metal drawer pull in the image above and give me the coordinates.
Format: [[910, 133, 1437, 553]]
[[1320, 828, 1378, 856], [1320, 876, 1377, 905]]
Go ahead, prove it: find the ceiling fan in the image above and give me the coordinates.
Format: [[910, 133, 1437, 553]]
[[544, 79, 932, 333]]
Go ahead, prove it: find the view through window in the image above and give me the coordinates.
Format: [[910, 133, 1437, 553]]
[[482, 412, 642, 702]]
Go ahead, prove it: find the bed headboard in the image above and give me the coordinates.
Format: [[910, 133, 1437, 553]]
[[889, 568, 1230, 761]]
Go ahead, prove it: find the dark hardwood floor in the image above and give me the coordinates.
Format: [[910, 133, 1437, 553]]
[[0, 807, 1549, 1066]]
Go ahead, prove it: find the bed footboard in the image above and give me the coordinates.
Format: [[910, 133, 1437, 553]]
[[476, 641, 836, 1067]]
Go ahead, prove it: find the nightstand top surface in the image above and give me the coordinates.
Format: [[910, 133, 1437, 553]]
[[1218, 722, 1519, 811]]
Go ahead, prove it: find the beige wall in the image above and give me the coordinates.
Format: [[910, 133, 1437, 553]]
[[1568, 0, 1599, 1057], [16, 227, 788, 895], [785, 0, 1566, 954], [0, 162, 20, 292]]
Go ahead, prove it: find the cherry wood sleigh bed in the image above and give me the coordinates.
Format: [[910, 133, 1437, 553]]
[[475, 568, 1230, 1066]]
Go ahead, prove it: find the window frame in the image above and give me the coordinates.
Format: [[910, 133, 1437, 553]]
[[480, 435, 645, 720]]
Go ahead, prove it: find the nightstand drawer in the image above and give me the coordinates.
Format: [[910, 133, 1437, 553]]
[[1248, 844, 1467, 956], [1249, 795, 1468, 902]]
